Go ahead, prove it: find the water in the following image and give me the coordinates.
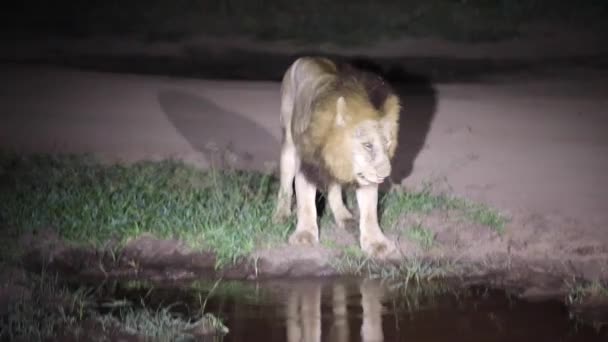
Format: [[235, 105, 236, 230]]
[[98, 276, 606, 342]]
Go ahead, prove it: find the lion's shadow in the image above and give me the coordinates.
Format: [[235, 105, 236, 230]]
[[157, 89, 280, 172]]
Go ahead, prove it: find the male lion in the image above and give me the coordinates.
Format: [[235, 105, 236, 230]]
[[273, 56, 401, 259]]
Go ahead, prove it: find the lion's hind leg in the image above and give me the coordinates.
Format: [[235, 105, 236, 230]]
[[273, 138, 298, 224], [328, 182, 354, 229], [288, 172, 319, 245], [273, 84, 298, 224]]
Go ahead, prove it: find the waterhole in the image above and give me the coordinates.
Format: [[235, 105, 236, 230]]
[[85, 276, 606, 341]]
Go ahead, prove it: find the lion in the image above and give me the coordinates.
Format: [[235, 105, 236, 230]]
[[272, 56, 401, 259]]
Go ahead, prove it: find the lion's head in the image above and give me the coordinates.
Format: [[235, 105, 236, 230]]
[[323, 93, 401, 186]]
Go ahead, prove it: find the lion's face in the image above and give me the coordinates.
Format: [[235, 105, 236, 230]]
[[321, 95, 400, 186], [351, 119, 393, 186]]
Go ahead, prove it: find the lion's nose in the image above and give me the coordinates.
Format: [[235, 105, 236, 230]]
[[376, 159, 391, 178], [376, 162, 391, 179]]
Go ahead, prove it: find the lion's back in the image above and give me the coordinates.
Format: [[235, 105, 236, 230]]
[[280, 57, 338, 135]]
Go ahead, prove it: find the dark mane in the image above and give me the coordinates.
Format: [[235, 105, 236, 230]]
[[335, 63, 393, 111], [300, 158, 334, 189], [298, 60, 396, 189]]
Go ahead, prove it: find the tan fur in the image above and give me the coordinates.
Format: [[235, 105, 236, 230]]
[[273, 56, 401, 259]]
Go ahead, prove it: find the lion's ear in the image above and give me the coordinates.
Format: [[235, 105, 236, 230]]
[[381, 94, 401, 147], [336, 96, 348, 127], [382, 94, 401, 122]]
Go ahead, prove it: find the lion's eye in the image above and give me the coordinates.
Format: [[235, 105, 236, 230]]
[[363, 142, 373, 150]]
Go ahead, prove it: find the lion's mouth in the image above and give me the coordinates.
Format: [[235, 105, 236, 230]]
[[357, 172, 384, 185]]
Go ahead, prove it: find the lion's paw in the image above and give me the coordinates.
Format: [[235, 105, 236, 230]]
[[361, 236, 396, 260], [288, 230, 319, 246]]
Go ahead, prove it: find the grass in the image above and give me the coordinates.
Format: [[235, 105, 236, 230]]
[[98, 306, 228, 341], [0, 268, 229, 341], [109, 278, 274, 306], [406, 224, 435, 250], [0, 226, 24, 268], [5, 0, 608, 45], [567, 280, 608, 306], [0, 153, 506, 268], [0, 269, 92, 341], [380, 185, 508, 234], [386, 279, 469, 314], [189, 279, 272, 304], [331, 246, 454, 287], [0, 153, 292, 267], [565, 280, 608, 331]]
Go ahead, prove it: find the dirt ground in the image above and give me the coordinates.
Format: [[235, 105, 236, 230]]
[[1, 33, 608, 299]]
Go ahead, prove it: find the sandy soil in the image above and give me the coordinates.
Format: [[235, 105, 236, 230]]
[[1, 57, 607, 289]]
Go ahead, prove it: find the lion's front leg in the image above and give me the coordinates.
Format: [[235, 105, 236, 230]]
[[289, 172, 319, 245], [356, 184, 396, 259]]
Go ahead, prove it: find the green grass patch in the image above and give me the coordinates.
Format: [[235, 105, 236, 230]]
[[406, 224, 435, 250], [332, 251, 454, 287], [380, 186, 508, 234], [0, 153, 506, 268], [0, 153, 292, 267], [6, 0, 608, 45]]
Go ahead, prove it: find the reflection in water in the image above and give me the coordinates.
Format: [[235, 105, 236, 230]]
[[329, 283, 349, 342], [285, 279, 385, 342], [102, 277, 607, 342], [360, 279, 384, 342], [286, 282, 321, 342]]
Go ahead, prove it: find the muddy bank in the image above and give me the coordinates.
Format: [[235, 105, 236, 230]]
[[6, 241, 608, 341], [5, 207, 607, 338], [19, 227, 607, 306]]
